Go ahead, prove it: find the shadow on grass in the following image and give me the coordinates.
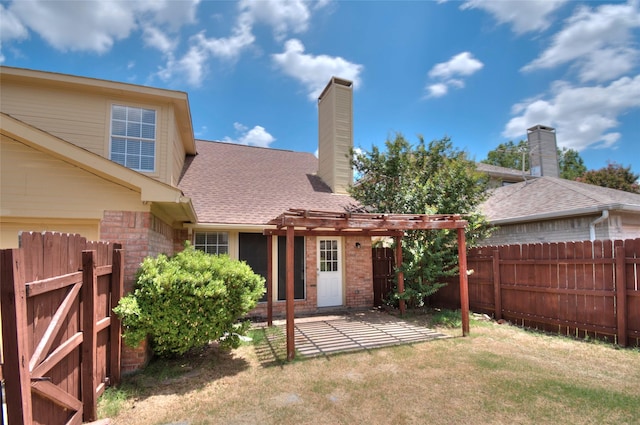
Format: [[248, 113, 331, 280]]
[[250, 326, 290, 367], [115, 341, 251, 402]]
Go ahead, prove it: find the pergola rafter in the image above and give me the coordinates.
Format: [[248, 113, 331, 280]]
[[263, 209, 471, 360]]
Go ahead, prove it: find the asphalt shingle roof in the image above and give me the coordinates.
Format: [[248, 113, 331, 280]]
[[178, 140, 357, 225], [480, 176, 640, 223]]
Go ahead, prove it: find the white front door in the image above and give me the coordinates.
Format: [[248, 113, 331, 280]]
[[317, 238, 343, 307]]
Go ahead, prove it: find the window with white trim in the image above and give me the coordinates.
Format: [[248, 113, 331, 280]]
[[110, 105, 156, 172], [194, 232, 229, 255]]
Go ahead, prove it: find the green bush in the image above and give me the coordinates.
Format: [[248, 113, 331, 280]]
[[113, 244, 265, 357]]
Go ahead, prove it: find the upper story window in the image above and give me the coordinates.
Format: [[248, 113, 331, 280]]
[[194, 232, 229, 255], [110, 105, 156, 172]]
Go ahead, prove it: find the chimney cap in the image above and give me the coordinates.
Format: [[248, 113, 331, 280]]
[[318, 77, 353, 102], [527, 124, 555, 133]]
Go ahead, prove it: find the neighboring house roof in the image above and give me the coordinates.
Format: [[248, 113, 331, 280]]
[[481, 176, 640, 224], [1, 112, 197, 223], [178, 140, 357, 226]]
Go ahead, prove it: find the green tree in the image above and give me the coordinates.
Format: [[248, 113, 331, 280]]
[[350, 134, 490, 307], [481, 140, 529, 171], [558, 147, 587, 180], [578, 162, 640, 194]]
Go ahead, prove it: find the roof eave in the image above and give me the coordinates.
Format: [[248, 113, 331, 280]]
[[489, 203, 640, 225], [2, 112, 191, 208]]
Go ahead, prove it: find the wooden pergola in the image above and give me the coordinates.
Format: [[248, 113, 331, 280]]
[[263, 209, 470, 360]]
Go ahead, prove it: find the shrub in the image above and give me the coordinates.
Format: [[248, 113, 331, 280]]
[[113, 244, 265, 357]]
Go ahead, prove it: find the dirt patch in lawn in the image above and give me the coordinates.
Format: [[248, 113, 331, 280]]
[[102, 312, 640, 425]]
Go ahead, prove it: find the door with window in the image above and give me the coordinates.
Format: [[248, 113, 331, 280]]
[[317, 238, 343, 307]]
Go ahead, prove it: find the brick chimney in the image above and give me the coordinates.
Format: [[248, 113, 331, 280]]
[[317, 77, 353, 194], [527, 125, 559, 178]]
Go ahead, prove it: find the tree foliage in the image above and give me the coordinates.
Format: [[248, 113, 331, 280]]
[[558, 147, 587, 180], [577, 162, 640, 194], [481, 140, 529, 171], [113, 244, 265, 357], [350, 134, 490, 307]]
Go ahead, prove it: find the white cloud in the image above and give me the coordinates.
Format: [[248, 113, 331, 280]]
[[425, 51, 483, 98], [461, 0, 568, 34], [8, 0, 136, 53], [224, 122, 276, 148], [0, 4, 28, 42], [239, 0, 323, 41], [428, 51, 484, 79], [156, 32, 212, 86], [156, 0, 327, 86], [3, 0, 199, 53], [503, 75, 640, 152], [272, 39, 363, 100], [427, 83, 449, 98], [522, 1, 640, 83], [198, 18, 255, 61], [142, 25, 178, 53]]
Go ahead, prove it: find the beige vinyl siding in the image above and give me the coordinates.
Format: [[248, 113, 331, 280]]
[[482, 216, 595, 245], [1, 81, 108, 155], [1, 135, 148, 228], [0, 219, 100, 248], [0, 79, 176, 186], [168, 108, 186, 186]]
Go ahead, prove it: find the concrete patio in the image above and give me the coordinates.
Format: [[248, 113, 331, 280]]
[[259, 310, 450, 358]]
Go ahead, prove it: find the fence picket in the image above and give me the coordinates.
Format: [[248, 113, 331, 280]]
[[429, 238, 640, 347]]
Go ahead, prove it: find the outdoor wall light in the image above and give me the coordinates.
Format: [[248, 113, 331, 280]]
[[355, 242, 361, 249]]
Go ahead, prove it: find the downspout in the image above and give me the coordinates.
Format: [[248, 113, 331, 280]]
[[589, 209, 609, 241]]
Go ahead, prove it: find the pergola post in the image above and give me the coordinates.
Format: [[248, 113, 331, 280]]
[[457, 227, 470, 336], [285, 225, 295, 360], [395, 235, 406, 315], [266, 234, 273, 327]]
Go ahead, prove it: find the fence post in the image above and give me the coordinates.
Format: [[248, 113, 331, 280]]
[[457, 228, 470, 336], [493, 249, 502, 320], [614, 246, 627, 347], [81, 250, 98, 422], [1, 249, 33, 425], [109, 245, 124, 386]]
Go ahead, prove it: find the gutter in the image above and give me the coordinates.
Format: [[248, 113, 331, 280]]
[[589, 209, 609, 241]]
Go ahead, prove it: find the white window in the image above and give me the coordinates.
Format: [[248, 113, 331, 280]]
[[110, 105, 156, 172], [194, 232, 229, 255]]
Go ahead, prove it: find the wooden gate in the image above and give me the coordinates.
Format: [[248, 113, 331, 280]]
[[372, 247, 395, 307], [1, 232, 123, 424]]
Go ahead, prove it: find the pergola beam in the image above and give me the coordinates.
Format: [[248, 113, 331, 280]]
[[263, 229, 405, 237]]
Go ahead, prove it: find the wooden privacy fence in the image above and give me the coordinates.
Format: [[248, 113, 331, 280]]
[[1, 232, 124, 424], [430, 238, 640, 347]]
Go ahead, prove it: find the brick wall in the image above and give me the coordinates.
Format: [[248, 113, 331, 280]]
[[249, 235, 374, 318], [100, 210, 182, 372], [344, 236, 374, 308]]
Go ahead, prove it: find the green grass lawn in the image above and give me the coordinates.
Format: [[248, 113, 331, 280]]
[[100, 311, 640, 425]]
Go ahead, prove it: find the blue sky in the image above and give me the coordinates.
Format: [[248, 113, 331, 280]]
[[1, 0, 639, 174]]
